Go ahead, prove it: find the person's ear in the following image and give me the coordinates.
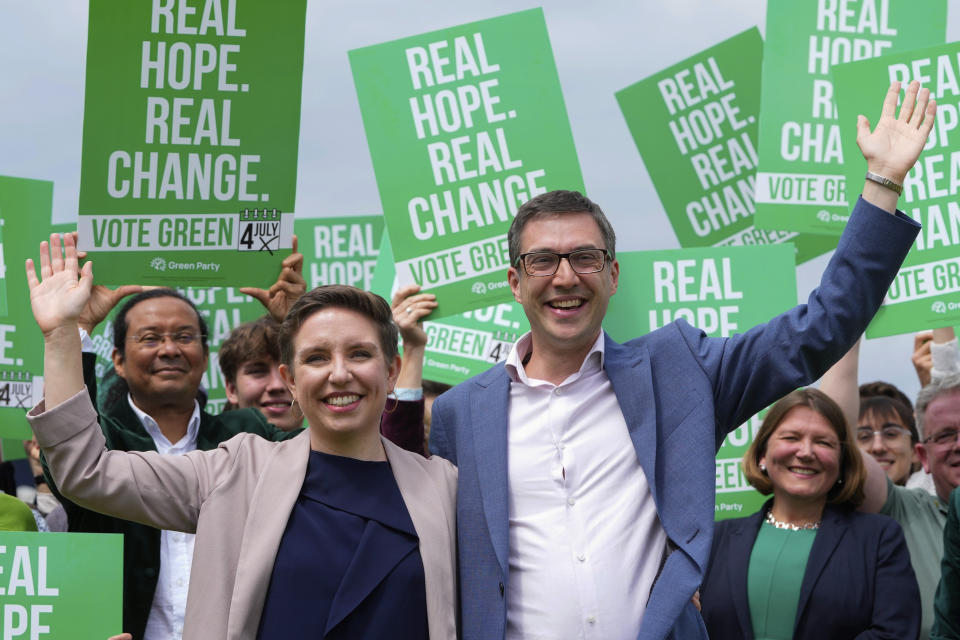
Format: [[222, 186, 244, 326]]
[[279, 363, 296, 396], [112, 348, 126, 380], [225, 379, 239, 405], [915, 442, 931, 474]]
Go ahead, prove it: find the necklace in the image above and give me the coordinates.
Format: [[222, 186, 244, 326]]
[[764, 511, 820, 531]]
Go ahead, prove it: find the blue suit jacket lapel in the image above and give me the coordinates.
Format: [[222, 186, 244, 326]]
[[795, 505, 846, 627], [603, 336, 658, 503], [726, 508, 766, 640], [470, 367, 511, 577]]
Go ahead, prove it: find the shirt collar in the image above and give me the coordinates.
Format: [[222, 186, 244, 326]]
[[127, 394, 201, 449], [505, 330, 606, 386]]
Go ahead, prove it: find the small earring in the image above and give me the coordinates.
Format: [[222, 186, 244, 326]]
[[760, 462, 767, 473], [836, 477, 844, 485], [383, 392, 399, 415]]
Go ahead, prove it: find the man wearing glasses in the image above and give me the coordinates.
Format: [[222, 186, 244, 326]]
[[858, 373, 960, 640], [430, 81, 935, 640]]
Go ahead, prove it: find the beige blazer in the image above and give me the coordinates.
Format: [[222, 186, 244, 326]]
[[29, 389, 458, 639]]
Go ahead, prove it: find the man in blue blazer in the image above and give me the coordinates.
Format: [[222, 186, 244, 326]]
[[429, 81, 935, 639]]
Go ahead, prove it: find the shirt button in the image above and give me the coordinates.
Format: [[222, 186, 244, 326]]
[[586, 616, 596, 624], [567, 497, 576, 506], [577, 554, 586, 562], [553, 388, 562, 395]]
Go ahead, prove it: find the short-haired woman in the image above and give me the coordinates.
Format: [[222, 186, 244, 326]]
[[25, 234, 457, 639]]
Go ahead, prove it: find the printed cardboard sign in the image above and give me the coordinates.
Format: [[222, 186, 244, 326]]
[[0, 177, 53, 439], [605, 244, 797, 519], [0, 532, 122, 639], [370, 231, 529, 386], [754, 0, 946, 234], [616, 28, 837, 264], [350, 8, 584, 318], [295, 216, 385, 292], [77, 0, 307, 286], [834, 42, 960, 336]]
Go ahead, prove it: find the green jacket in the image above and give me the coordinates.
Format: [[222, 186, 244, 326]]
[[933, 487, 960, 640], [43, 353, 298, 639]]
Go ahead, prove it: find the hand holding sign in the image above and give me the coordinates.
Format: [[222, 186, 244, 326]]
[[239, 235, 306, 322], [857, 81, 936, 185]]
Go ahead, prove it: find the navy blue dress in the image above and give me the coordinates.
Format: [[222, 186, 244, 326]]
[[257, 450, 429, 639]]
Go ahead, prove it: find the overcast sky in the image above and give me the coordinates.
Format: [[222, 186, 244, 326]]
[[2, 0, 958, 403]]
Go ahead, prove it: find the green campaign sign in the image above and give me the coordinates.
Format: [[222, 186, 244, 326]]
[[616, 28, 836, 265], [833, 43, 960, 337], [370, 231, 529, 386], [78, 0, 307, 287], [0, 177, 54, 439], [349, 8, 584, 318], [605, 243, 797, 519], [86, 286, 267, 414], [754, 0, 946, 234], [0, 532, 122, 639], [295, 216, 385, 291]]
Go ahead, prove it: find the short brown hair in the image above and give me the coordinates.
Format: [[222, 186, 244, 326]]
[[218, 316, 282, 385], [279, 285, 398, 366], [507, 190, 616, 265], [742, 388, 866, 509]]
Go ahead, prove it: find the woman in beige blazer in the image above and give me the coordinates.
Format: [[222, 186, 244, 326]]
[[26, 234, 457, 640]]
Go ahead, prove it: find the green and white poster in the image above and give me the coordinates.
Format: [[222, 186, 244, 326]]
[[754, 0, 946, 234], [371, 231, 529, 386], [350, 8, 584, 318], [834, 43, 960, 337], [606, 243, 797, 519], [77, 0, 307, 287], [0, 176, 53, 440], [295, 215, 385, 291], [0, 532, 122, 638], [616, 28, 836, 264]]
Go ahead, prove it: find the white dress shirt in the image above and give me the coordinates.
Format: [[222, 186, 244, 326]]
[[504, 331, 667, 640], [128, 396, 200, 640]]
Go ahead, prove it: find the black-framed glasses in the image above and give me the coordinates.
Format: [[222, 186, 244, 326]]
[[517, 249, 610, 277], [856, 425, 912, 444], [128, 331, 202, 349], [924, 428, 960, 448]]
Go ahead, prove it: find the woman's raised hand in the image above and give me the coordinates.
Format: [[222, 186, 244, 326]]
[[25, 233, 93, 338]]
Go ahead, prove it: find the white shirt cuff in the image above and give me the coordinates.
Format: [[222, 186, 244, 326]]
[[394, 387, 423, 401]]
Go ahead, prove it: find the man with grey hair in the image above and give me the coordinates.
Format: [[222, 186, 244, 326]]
[[857, 372, 960, 639]]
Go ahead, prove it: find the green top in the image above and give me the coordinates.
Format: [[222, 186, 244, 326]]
[[881, 477, 948, 640], [932, 486, 960, 640], [747, 522, 817, 640], [0, 493, 37, 531]]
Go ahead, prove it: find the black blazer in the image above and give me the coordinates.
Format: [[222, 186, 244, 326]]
[[700, 501, 921, 640]]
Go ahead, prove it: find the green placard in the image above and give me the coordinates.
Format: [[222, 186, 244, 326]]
[[616, 28, 836, 265], [606, 243, 797, 519], [0, 221, 8, 318], [754, 0, 946, 234], [86, 286, 268, 414], [0, 532, 122, 638], [370, 231, 529, 386], [834, 43, 960, 336], [295, 216, 385, 291], [0, 177, 54, 438], [77, 0, 307, 287], [349, 8, 584, 318]]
